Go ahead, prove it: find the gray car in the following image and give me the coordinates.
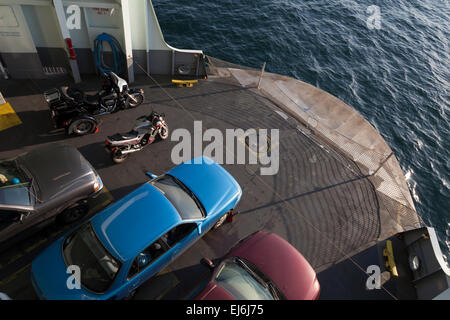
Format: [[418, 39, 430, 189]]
[[0, 143, 103, 248]]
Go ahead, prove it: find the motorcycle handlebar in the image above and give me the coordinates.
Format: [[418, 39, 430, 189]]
[[136, 113, 165, 121]]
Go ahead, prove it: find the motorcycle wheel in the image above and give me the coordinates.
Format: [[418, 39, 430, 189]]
[[112, 149, 129, 164], [128, 93, 144, 108], [158, 123, 169, 140]]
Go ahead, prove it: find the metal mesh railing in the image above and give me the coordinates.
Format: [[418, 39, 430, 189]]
[[206, 56, 259, 74]]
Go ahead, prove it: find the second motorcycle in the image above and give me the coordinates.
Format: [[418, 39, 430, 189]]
[[105, 111, 169, 163]]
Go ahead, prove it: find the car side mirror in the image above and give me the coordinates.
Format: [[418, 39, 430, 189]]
[[145, 172, 157, 179], [200, 258, 215, 270]]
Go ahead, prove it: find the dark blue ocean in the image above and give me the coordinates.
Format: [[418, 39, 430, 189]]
[[153, 0, 450, 262]]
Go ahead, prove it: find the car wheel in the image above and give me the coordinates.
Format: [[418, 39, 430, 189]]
[[213, 212, 229, 230], [58, 202, 89, 225]]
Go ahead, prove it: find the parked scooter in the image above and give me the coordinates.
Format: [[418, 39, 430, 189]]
[[44, 72, 144, 136], [105, 111, 169, 163]]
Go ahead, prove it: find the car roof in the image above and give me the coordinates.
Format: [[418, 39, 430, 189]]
[[18, 143, 95, 202], [91, 182, 182, 262]]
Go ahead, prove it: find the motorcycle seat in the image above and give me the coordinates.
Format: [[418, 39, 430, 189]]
[[84, 94, 100, 106], [60, 86, 86, 104], [108, 130, 138, 141]]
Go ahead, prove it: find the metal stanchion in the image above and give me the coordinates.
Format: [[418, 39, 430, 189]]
[[0, 59, 8, 80], [257, 62, 266, 89]]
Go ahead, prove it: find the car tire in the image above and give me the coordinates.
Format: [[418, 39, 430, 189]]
[[58, 202, 89, 225]]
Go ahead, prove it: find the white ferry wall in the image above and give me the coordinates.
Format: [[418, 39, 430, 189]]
[[0, 0, 206, 82], [0, 2, 51, 79]]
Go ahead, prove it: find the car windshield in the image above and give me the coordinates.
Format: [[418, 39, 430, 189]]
[[151, 175, 204, 220], [214, 259, 275, 300], [0, 159, 34, 206], [63, 223, 120, 293]]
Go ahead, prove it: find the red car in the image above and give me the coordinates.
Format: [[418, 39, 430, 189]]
[[195, 231, 320, 300]]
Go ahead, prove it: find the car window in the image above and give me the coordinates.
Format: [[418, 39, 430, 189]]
[[0, 160, 21, 182], [128, 238, 169, 279], [0, 159, 34, 206], [214, 259, 275, 300], [162, 223, 197, 247], [151, 175, 204, 220], [0, 187, 33, 206], [63, 223, 121, 293]]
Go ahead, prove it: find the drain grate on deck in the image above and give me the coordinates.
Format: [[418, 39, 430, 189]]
[[42, 67, 67, 75]]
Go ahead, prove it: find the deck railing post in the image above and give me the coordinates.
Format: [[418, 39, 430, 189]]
[[53, 0, 81, 83], [120, 0, 135, 84], [257, 62, 266, 89]]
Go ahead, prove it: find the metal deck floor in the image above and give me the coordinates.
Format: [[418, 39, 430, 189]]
[[0, 72, 418, 299]]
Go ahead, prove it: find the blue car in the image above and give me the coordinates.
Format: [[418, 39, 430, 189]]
[[30, 157, 242, 300]]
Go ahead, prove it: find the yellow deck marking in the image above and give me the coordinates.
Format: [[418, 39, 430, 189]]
[[0, 264, 30, 287], [172, 79, 198, 87], [7, 253, 23, 266], [155, 270, 180, 300], [0, 102, 22, 131], [24, 238, 47, 253], [0, 247, 29, 273]]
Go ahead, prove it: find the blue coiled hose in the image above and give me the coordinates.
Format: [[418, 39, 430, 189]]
[[94, 33, 125, 75]]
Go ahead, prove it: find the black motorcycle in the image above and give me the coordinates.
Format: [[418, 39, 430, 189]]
[[105, 112, 169, 163], [44, 72, 144, 136]]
